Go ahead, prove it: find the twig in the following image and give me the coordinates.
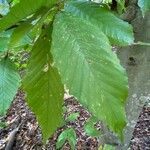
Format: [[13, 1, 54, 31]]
[[5, 124, 21, 150], [132, 41, 150, 46]]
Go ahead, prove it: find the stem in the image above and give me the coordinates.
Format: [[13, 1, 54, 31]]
[[132, 41, 150, 46]]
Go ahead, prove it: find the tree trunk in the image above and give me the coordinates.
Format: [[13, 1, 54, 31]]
[[117, 0, 150, 149]]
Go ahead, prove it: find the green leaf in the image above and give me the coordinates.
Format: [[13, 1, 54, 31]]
[[138, 0, 150, 16], [84, 120, 101, 137], [0, 1, 9, 15], [0, 0, 57, 32], [103, 144, 116, 150], [0, 121, 7, 128], [0, 28, 31, 52], [0, 30, 12, 52], [68, 128, 77, 150], [0, 37, 9, 52], [8, 22, 32, 49], [103, 0, 112, 3], [66, 112, 79, 122], [10, 0, 20, 6], [64, 1, 133, 46], [23, 27, 64, 143], [56, 128, 77, 150], [56, 130, 67, 149], [30, 8, 57, 40], [0, 58, 20, 115], [52, 12, 128, 138], [116, 0, 125, 14]]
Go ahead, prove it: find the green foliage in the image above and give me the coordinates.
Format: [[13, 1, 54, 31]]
[[56, 128, 77, 150], [64, 1, 133, 46], [0, 29, 31, 52], [0, 57, 20, 115], [0, 0, 57, 32], [99, 144, 115, 150], [84, 119, 101, 137], [0, 0, 9, 15], [0, 30, 12, 52], [0, 0, 141, 145], [8, 22, 32, 49], [8, 0, 20, 6], [66, 112, 80, 122], [116, 0, 125, 13], [0, 121, 7, 128], [23, 27, 64, 143], [138, 0, 150, 16], [52, 11, 128, 138]]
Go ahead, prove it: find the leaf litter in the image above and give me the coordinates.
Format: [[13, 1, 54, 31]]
[[0, 91, 149, 150]]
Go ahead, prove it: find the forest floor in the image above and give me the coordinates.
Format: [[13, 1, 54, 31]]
[[0, 91, 150, 150]]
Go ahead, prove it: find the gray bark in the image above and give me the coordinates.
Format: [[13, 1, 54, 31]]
[[116, 1, 150, 149]]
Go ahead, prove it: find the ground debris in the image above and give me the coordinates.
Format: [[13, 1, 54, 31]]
[[130, 105, 150, 150], [0, 91, 149, 150]]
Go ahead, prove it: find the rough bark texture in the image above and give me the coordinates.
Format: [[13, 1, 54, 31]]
[[117, 0, 150, 149]]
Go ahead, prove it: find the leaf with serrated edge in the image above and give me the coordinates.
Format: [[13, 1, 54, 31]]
[[56, 128, 76, 149], [52, 12, 128, 138], [0, 58, 20, 115], [23, 28, 64, 143], [64, 1, 133, 46], [0, 0, 57, 32]]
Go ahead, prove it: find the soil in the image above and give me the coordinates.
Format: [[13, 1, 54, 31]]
[[0, 91, 150, 150]]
